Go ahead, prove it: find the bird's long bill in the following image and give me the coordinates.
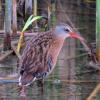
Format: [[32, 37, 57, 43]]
[[70, 32, 91, 53], [70, 32, 84, 41]]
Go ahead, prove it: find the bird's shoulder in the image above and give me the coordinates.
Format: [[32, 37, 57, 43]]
[[29, 30, 54, 46]]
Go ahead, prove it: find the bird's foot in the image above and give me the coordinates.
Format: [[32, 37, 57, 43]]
[[19, 86, 27, 97]]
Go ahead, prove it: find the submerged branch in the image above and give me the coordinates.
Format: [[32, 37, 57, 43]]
[[87, 83, 100, 100]]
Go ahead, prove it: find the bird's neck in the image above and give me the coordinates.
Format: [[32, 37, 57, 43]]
[[46, 38, 64, 76], [50, 37, 65, 66]]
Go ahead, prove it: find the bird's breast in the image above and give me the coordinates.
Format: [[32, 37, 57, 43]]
[[47, 38, 64, 74]]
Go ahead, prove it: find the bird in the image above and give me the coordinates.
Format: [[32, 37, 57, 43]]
[[18, 23, 84, 96]]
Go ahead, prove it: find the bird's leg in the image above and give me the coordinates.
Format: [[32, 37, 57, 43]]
[[20, 85, 27, 97], [37, 79, 44, 87], [37, 79, 44, 94]]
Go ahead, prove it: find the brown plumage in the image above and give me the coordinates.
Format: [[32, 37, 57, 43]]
[[19, 24, 84, 86]]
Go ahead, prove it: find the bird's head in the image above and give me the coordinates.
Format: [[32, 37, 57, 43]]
[[55, 24, 84, 41]]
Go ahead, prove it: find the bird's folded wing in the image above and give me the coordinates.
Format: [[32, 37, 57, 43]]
[[19, 31, 54, 74]]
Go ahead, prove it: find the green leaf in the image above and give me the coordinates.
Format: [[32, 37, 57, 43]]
[[22, 15, 43, 32], [25, 15, 34, 25]]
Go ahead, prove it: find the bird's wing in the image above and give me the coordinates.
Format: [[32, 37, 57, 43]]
[[19, 31, 54, 75], [47, 54, 53, 72]]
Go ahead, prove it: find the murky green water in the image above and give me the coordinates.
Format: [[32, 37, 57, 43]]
[[0, 77, 99, 100], [0, 55, 100, 100]]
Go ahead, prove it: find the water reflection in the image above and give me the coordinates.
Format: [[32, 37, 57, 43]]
[[0, 75, 99, 100], [0, 55, 100, 100]]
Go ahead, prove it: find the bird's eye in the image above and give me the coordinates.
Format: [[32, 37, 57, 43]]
[[64, 28, 69, 32]]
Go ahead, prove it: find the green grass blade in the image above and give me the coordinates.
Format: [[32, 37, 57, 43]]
[[30, 16, 43, 24], [22, 16, 42, 32], [25, 15, 34, 24], [22, 15, 33, 32]]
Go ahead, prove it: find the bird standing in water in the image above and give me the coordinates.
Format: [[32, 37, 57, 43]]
[[19, 23, 84, 96]]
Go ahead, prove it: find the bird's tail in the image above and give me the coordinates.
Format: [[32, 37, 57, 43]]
[[19, 72, 36, 86]]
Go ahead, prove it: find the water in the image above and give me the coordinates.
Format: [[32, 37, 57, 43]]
[[0, 54, 100, 100], [0, 78, 99, 100]]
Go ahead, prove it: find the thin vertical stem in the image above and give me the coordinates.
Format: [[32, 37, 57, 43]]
[[3, 0, 12, 51], [34, 0, 37, 16], [33, 0, 38, 32], [96, 0, 100, 61], [12, 0, 17, 35]]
